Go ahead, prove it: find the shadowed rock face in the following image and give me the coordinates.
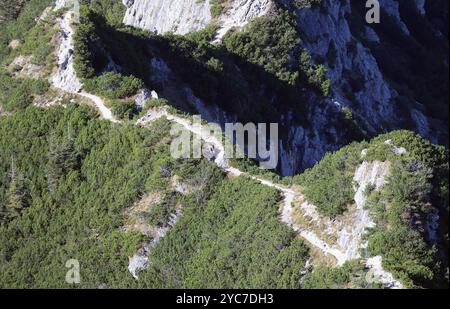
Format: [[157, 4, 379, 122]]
[[296, 0, 397, 135]]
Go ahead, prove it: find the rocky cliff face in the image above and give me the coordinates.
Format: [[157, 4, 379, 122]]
[[296, 0, 396, 134], [122, 0, 274, 38], [122, 0, 212, 35], [52, 9, 83, 93], [215, 0, 274, 40]]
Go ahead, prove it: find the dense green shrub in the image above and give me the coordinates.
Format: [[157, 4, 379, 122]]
[[0, 104, 174, 287], [18, 16, 56, 68], [89, 0, 126, 27], [301, 260, 377, 289], [185, 24, 219, 45], [368, 226, 436, 288], [110, 99, 137, 120], [0, 72, 49, 111], [73, 4, 97, 79], [0, 0, 53, 65], [0, 105, 311, 288], [73, 3, 155, 83], [294, 141, 367, 216], [137, 177, 309, 288], [84, 72, 144, 99], [298, 50, 331, 96], [223, 11, 300, 85], [210, 0, 227, 18]]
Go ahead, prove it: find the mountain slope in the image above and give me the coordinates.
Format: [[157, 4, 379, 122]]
[[0, 0, 448, 289]]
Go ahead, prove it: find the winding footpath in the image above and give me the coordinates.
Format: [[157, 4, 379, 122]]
[[50, 3, 402, 288], [50, 4, 364, 267], [137, 109, 349, 265]]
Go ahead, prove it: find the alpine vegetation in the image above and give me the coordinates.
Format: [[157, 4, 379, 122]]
[[0, 0, 448, 291]]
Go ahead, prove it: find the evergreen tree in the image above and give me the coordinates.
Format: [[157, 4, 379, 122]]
[[46, 134, 79, 192], [0, 203, 9, 224], [0, 0, 27, 24], [1, 157, 30, 222]]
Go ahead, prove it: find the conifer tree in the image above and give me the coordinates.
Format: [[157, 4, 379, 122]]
[[0, 0, 27, 23], [46, 134, 79, 192], [1, 157, 30, 222]]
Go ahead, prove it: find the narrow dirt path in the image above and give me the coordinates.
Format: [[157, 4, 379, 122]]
[[78, 91, 119, 123], [137, 109, 348, 264]]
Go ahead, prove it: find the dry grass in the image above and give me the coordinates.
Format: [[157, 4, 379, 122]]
[[123, 192, 162, 237], [291, 188, 366, 255], [306, 241, 338, 267]]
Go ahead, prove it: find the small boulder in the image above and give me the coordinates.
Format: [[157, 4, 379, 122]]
[[203, 143, 219, 161], [128, 255, 149, 279], [8, 40, 21, 49], [135, 89, 151, 110]]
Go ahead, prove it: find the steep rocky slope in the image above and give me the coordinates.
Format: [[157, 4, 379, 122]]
[[123, 0, 212, 35], [123, 0, 274, 39], [118, 0, 448, 176]]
